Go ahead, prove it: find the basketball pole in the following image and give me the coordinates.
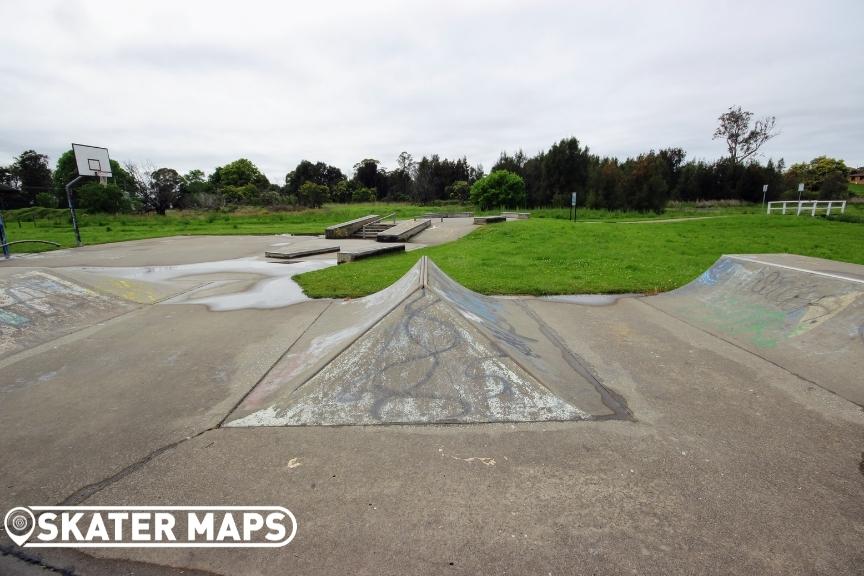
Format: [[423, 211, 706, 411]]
[[0, 209, 9, 259], [65, 175, 85, 247]]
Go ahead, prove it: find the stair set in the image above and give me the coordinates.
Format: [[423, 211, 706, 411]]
[[352, 222, 395, 239]]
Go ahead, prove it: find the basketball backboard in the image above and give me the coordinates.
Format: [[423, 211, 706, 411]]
[[72, 143, 113, 177]]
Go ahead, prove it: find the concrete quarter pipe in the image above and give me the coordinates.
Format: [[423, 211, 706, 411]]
[[648, 254, 864, 406]]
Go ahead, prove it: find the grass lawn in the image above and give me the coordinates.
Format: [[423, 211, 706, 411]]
[[295, 215, 864, 298], [849, 182, 864, 197], [0, 203, 462, 253]]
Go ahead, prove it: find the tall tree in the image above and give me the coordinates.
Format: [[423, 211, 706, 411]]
[[383, 151, 417, 201], [284, 160, 345, 196], [13, 150, 53, 197], [713, 106, 778, 167], [541, 138, 593, 206], [209, 158, 269, 190], [352, 159, 381, 190], [126, 163, 183, 215], [491, 150, 527, 176], [179, 169, 210, 196]]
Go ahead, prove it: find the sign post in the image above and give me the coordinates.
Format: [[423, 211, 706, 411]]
[[570, 192, 577, 221], [762, 184, 768, 209], [797, 183, 804, 202]]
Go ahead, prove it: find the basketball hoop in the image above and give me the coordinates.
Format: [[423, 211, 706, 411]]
[[66, 143, 113, 247]]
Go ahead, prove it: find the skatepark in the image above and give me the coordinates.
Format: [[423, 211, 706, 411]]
[[1, 226, 862, 575]]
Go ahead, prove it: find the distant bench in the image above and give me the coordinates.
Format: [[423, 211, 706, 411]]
[[325, 215, 379, 239]]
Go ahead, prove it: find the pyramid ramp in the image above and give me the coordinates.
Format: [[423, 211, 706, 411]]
[[225, 257, 628, 426], [647, 254, 864, 406]]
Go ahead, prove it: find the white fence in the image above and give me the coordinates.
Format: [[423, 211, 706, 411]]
[[766, 200, 847, 216]]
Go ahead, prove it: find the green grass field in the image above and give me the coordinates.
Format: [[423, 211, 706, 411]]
[[3, 203, 862, 298], [0, 201, 783, 254], [849, 182, 864, 197], [295, 215, 864, 297], [0, 203, 461, 253]]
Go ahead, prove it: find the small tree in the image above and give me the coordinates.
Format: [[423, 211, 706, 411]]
[[77, 182, 131, 214], [54, 150, 135, 208], [446, 180, 470, 202], [297, 181, 329, 208], [713, 106, 778, 167], [126, 163, 183, 215], [470, 170, 526, 210], [13, 150, 53, 198], [351, 187, 376, 203], [819, 172, 849, 199]]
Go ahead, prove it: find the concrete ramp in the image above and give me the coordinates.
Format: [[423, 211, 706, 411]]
[[225, 257, 628, 426], [648, 254, 864, 406], [0, 269, 139, 359]]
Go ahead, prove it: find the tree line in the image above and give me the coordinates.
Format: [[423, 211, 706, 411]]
[[0, 107, 858, 214]]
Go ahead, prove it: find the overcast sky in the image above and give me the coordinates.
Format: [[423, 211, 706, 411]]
[[1, 0, 862, 183]]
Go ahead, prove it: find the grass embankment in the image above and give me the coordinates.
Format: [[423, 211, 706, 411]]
[[849, 183, 864, 197], [0, 203, 462, 253], [295, 215, 864, 297]]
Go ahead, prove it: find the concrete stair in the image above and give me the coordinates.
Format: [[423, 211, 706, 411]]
[[352, 222, 395, 239]]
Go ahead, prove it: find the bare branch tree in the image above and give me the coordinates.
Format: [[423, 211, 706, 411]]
[[713, 106, 778, 167], [125, 161, 182, 215]]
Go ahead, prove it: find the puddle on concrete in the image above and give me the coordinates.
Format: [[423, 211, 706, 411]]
[[74, 258, 335, 311]]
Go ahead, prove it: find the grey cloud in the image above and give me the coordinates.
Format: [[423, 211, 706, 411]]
[[0, 0, 862, 182]]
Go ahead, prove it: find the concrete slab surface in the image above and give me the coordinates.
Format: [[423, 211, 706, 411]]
[[265, 243, 340, 259], [473, 215, 505, 224], [3, 235, 289, 268], [0, 238, 862, 576], [408, 217, 476, 246], [337, 243, 405, 263], [375, 218, 431, 242]]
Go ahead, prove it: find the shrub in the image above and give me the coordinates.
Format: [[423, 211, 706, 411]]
[[819, 172, 850, 199], [189, 193, 224, 210], [297, 182, 330, 208], [351, 187, 376, 203], [76, 182, 131, 214], [35, 192, 57, 208], [256, 190, 284, 206], [221, 184, 259, 204], [470, 170, 526, 210]]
